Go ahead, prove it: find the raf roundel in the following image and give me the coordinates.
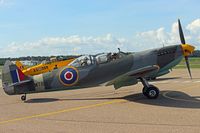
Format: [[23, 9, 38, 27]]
[[59, 67, 79, 86]]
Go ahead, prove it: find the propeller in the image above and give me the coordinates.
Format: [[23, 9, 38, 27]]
[[185, 56, 192, 78], [178, 19, 186, 44], [178, 19, 193, 79]]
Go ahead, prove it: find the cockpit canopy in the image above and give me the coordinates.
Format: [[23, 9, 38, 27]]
[[69, 55, 94, 68], [69, 52, 128, 68]]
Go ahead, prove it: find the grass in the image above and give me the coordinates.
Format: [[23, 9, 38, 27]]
[[0, 66, 2, 79], [174, 57, 200, 69], [0, 65, 2, 73]]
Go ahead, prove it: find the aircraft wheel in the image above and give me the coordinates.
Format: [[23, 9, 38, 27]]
[[145, 85, 159, 99], [21, 95, 26, 101]]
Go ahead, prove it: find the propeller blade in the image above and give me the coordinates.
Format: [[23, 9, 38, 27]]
[[185, 56, 192, 79], [178, 19, 193, 79], [178, 19, 186, 44]]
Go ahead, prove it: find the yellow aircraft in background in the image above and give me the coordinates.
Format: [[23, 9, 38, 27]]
[[16, 57, 75, 76], [15, 61, 27, 71]]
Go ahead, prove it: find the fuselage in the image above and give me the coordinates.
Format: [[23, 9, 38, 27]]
[[3, 45, 184, 95]]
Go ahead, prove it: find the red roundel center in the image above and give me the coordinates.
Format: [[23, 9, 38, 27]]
[[65, 72, 72, 79]]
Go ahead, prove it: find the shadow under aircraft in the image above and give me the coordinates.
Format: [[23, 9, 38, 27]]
[[25, 90, 200, 109]]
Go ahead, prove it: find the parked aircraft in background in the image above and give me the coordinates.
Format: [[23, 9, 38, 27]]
[[15, 57, 75, 76]]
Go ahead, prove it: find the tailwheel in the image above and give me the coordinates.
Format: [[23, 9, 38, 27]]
[[21, 94, 26, 101], [144, 85, 159, 99]]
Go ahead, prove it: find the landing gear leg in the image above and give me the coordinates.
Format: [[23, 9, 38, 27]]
[[21, 94, 26, 101], [139, 77, 159, 99]]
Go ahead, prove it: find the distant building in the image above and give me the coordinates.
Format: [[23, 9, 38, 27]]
[[191, 50, 200, 57], [13, 60, 39, 66]]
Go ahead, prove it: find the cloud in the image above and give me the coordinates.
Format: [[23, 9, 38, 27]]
[[0, 0, 5, 5], [1, 34, 129, 57], [134, 19, 200, 50], [0, 0, 11, 6], [1, 19, 200, 57], [133, 27, 169, 49], [0, 0, 14, 8], [186, 19, 200, 34]]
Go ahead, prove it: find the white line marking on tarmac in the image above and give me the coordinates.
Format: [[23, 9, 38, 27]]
[[0, 99, 125, 125], [163, 92, 200, 103], [183, 81, 190, 83], [150, 80, 200, 84]]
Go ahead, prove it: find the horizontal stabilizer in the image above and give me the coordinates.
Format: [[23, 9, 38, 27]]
[[8, 79, 32, 87]]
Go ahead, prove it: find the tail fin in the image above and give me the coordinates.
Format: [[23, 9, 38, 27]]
[[2, 60, 30, 95], [15, 60, 27, 71]]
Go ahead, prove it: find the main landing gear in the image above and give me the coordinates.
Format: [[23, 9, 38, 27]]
[[21, 94, 27, 101], [139, 77, 159, 99]]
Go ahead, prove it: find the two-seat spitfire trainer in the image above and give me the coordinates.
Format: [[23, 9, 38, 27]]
[[2, 20, 195, 101]]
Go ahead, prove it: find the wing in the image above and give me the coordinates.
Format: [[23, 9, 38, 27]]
[[106, 65, 160, 89], [8, 79, 32, 87], [126, 65, 160, 77]]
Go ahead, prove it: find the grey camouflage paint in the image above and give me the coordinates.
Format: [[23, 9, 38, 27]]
[[2, 45, 184, 95]]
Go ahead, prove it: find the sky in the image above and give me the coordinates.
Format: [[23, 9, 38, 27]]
[[0, 0, 200, 57]]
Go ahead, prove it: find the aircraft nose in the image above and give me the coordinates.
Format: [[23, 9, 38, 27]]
[[181, 44, 195, 56]]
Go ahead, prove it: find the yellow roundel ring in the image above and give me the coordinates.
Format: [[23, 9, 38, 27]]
[[59, 66, 79, 86]]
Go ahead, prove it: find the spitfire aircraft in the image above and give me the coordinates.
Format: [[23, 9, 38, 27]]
[[2, 20, 195, 101]]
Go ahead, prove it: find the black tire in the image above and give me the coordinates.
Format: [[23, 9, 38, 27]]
[[142, 87, 148, 96], [145, 85, 159, 99], [21, 95, 26, 101]]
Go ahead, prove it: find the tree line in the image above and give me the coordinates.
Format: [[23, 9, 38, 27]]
[[0, 55, 79, 65], [0, 50, 200, 66]]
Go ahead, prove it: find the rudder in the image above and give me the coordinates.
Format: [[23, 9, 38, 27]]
[[2, 60, 30, 95]]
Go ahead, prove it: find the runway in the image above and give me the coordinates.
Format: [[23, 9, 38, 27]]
[[0, 69, 200, 133]]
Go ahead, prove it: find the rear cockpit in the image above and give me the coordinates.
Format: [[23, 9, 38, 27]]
[[69, 55, 94, 68]]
